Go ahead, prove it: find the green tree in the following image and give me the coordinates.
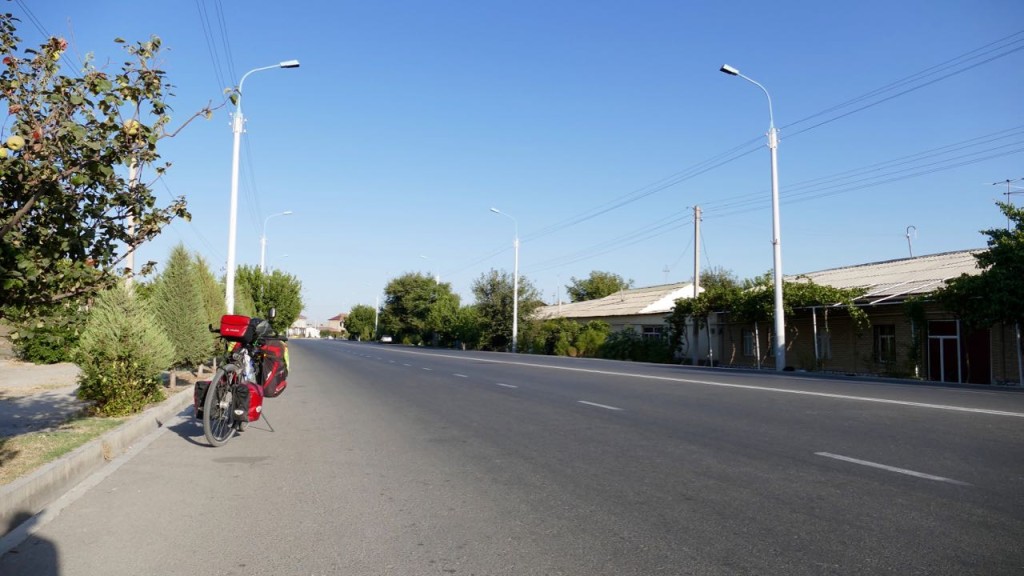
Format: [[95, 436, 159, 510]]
[[194, 255, 226, 330], [472, 269, 543, 351], [566, 271, 634, 303], [937, 202, 1024, 331], [346, 304, 377, 341], [235, 265, 303, 334], [75, 282, 174, 416], [453, 305, 482, 350], [7, 300, 84, 364], [0, 17, 222, 319], [233, 280, 256, 318], [150, 244, 211, 368], [426, 290, 461, 347], [379, 273, 459, 345]]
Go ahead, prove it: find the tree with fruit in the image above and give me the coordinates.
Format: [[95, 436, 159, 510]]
[[0, 13, 223, 319]]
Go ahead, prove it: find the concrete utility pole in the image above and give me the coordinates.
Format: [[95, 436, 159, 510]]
[[224, 60, 300, 314], [720, 63, 785, 371], [125, 160, 138, 287], [992, 178, 1024, 386], [691, 205, 701, 366]]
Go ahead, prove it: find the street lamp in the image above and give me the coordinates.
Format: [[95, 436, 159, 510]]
[[490, 207, 519, 353], [225, 59, 300, 314], [260, 210, 293, 273], [720, 63, 786, 371], [420, 255, 439, 283]]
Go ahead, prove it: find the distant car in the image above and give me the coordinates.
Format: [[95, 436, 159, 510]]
[[380, 335, 393, 343]]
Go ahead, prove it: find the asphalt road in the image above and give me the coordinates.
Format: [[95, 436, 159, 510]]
[[2, 339, 1023, 575]]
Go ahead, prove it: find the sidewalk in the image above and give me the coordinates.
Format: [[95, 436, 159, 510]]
[[0, 357, 197, 544]]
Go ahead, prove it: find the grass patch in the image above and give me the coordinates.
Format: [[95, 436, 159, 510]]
[[0, 416, 126, 486]]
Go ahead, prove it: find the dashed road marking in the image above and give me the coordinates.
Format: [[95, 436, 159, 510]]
[[578, 400, 623, 412], [815, 452, 971, 486]]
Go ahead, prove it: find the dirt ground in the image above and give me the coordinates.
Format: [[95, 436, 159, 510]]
[[0, 356, 198, 437]]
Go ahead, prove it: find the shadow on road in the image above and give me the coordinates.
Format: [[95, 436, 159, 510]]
[[1, 511, 60, 575]]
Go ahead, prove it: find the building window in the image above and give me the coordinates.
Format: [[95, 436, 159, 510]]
[[874, 324, 897, 363], [742, 328, 755, 357], [642, 325, 664, 340]]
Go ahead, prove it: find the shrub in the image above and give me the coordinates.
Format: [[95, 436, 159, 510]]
[[76, 283, 174, 416], [575, 321, 610, 357], [598, 328, 674, 363]]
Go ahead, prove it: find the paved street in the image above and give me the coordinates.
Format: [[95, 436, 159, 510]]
[[3, 339, 1023, 575]]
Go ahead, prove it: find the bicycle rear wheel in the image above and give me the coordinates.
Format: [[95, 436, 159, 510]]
[[203, 367, 238, 447]]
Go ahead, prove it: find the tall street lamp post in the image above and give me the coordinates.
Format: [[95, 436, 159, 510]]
[[490, 208, 519, 353], [225, 59, 300, 313], [720, 63, 786, 371], [260, 210, 293, 273]]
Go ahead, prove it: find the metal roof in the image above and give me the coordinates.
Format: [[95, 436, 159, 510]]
[[536, 250, 986, 320], [534, 282, 699, 320], [789, 249, 985, 305]]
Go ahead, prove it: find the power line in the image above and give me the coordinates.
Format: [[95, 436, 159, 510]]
[[517, 28, 1024, 247]]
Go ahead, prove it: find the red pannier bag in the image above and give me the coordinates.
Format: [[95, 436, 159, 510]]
[[259, 338, 289, 398], [220, 314, 255, 343], [231, 381, 264, 422]]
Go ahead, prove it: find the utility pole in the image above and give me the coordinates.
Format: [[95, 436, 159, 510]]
[[125, 160, 138, 287], [994, 178, 1024, 230], [691, 205, 701, 366]]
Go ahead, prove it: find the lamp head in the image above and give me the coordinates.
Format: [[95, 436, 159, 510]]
[[279, 60, 301, 69], [283, 210, 294, 215], [489, 207, 500, 214], [719, 64, 740, 76]]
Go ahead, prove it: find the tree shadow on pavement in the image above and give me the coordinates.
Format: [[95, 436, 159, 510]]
[[0, 437, 17, 468]]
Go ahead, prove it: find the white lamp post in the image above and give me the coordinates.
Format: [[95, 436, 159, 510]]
[[260, 210, 293, 273], [225, 59, 300, 314], [490, 208, 519, 353], [720, 63, 786, 371]]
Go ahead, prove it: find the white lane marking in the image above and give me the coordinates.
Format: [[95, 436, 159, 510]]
[[578, 400, 623, 411], [403, 363, 412, 367], [815, 452, 971, 486], [422, 368, 432, 371], [342, 346, 1024, 418], [369, 349, 1024, 418], [453, 373, 468, 378], [496, 383, 518, 389]]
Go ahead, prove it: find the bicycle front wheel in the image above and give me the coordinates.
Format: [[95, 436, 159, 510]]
[[203, 367, 238, 447]]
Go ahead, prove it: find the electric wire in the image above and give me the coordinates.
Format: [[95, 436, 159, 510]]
[[194, 0, 228, 94], [517, 28, 1024, 249]]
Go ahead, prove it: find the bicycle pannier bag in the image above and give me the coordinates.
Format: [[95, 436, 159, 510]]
[[231, 381, 264, 422], [259, 338, 289, 398], [220, 314, 255, 343], [193, 380, 211, 418]]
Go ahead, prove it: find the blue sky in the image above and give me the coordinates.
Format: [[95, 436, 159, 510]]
[[22, 1, 1024, 323]]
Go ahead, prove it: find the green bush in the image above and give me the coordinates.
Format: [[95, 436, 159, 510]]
[[575, 321, 610, 357], [75, 283, 174, 416], [598, 328, 674, 363]]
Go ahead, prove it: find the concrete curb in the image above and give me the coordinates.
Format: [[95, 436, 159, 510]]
[[0, 387, 195, 539]]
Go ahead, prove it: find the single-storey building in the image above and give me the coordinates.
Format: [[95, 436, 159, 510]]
[[534, 250, 1022, 386], [533, 281, 709, 358]]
